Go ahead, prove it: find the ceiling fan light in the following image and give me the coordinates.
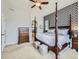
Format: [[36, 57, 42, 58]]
[[36, 3, 41, 6]]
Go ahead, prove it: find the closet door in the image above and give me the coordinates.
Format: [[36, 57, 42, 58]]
[[1, 15, 6, 52], [18, 27, 29, 44]]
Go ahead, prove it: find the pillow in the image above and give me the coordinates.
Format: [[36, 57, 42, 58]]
[[48, 29, 55, 33], [58, 29, 69, 35], [37, 29, 43, 33]]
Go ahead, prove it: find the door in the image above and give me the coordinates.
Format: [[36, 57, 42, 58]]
[[1, 15, 6, 52], [1, 34, 6, 52]]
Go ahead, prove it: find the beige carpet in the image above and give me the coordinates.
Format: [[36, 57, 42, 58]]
[[2, 43, 78, 59]]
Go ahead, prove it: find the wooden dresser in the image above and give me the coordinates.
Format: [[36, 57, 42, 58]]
[[72, 37, 78, 49], [18, 27, 29, 44]]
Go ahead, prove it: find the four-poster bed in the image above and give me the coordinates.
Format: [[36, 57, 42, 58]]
[[34, 2, 72, 59]]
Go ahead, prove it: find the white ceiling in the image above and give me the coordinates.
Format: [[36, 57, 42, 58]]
[[4, 0, 78, 19], [29, 0, 78, 16]]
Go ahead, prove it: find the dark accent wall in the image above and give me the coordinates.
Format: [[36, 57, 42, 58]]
[[44, 2, 78, 30]]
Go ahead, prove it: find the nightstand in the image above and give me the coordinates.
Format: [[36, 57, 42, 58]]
[[32, 32, 36, 43], [72, 37, 78, 49]]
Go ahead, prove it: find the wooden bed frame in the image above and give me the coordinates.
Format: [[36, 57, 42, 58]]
[[34, 2, 72, 59]]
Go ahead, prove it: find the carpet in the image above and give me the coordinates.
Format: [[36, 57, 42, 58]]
[[2, 43, 78, 59]]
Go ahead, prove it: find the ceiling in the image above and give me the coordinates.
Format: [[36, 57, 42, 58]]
[[3, 0, 78, 18], [29, 0, 78, 16]]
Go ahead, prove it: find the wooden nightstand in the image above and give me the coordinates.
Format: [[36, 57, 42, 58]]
[[32, 32, 36, 43], [72, 37, 78, 49]]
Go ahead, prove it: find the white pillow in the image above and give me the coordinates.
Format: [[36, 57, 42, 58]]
[[58, 29, 69, 35], [37, 29, 43, 33], [48, 29, 55, 33]]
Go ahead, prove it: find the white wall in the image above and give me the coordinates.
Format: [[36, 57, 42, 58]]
[[5, 0, 32, 45]]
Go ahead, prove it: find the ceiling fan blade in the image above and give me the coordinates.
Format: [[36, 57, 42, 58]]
[[31, 5, 36, 8], [41, 2, 49, 4], [39, 6, 42, 10], [30, 0, 36, 2]]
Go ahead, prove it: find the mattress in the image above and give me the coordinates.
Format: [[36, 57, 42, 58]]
[[36, 32, 70, 49]]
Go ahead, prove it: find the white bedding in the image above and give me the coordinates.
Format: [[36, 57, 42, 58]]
[[36, 32, 70, 49]]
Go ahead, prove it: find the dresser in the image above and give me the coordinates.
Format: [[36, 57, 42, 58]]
[[72, 37, 78, 49], [18, 27, 29, 44]]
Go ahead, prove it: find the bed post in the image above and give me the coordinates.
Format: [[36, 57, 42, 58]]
[[68, 14, 72, 48], [33, 17, 37, 40], [69, 14, 72, 39], [55, 2, 58, 59]]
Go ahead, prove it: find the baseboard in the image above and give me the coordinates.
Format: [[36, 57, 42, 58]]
[[6, 41, 18, 46]]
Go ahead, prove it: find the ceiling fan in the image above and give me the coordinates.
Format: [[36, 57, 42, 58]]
[[30, 0, 49, 10]]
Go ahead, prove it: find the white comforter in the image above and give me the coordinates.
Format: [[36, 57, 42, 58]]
[[36, 32, 70, 49]]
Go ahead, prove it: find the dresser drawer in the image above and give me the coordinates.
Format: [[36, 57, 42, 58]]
[[72, 37, 78, 49], [72, 39, 78, 42], [19, 36, 29, 42], [72, 42, 78, 45], [20, 32, 29, 36], [72, 44, 78, 49]]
